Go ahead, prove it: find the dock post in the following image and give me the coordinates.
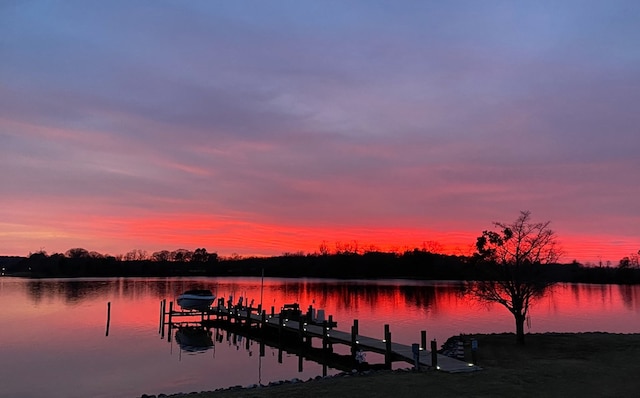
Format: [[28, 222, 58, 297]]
[[298, 318, 304, 343], [271, 306, 275, 317], [298, 352, 303, 372], [384, 324, 392, 369], [160, 300, 166, 339], [167, 301, 174, 343], [322, 321, 328, 350], [159, 300, 165, 334], [328, 314, 333, 328], [350, 319, 359, 357], [105, 302, 111, 337], [421, 330, 427, 351], [261, 310, 266, 329], [431, 340, 438, 369], [385, 332, 392, 369], [351, 325, 357, 357], [412, 343, 420, 370]]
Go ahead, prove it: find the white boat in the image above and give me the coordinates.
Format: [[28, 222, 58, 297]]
[[177, 289, 215, 311]]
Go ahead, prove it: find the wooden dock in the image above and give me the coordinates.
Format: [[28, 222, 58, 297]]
[[160, 298, 480, 373]]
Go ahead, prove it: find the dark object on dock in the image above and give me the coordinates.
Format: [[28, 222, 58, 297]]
[[280, 303, 302, 321]]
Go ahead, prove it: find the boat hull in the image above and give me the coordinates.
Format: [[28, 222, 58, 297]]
[[177, 291, 215, 311]]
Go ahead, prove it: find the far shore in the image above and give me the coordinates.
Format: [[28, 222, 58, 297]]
[[157, 332, 640, 398]]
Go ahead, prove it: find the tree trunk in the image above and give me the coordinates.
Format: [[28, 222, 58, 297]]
[[515, 312, 526, 345]]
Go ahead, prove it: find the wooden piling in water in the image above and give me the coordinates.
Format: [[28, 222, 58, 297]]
[[167, 301, 174, 342], [421, 330, 427, 350], [105, 302, 111, 337], [158, 300, 164, 334]]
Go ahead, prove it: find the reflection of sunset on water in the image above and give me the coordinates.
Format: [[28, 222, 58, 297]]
[[1, 277, 638, 397]]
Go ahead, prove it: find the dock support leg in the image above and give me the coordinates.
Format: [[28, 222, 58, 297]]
[[421, 330, 427, 351], [384, 324, 392, 369], [431, 340, 438, 369], [322, 321, 328, 351], [351, 319, 359, 358]]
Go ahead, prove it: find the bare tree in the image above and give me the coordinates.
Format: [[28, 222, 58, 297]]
[[472, 211, 560, 345]]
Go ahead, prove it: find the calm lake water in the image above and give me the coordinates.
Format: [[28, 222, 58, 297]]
[[0, 277, 638, 398]]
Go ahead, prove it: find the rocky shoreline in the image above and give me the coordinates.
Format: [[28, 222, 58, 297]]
[[139, 367, 415, 398]]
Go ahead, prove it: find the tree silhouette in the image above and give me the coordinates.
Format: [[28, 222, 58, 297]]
[[472, 211, 560, 345]]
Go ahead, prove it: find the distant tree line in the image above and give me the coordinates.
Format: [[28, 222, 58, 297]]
[[1, 245, 638, 284]]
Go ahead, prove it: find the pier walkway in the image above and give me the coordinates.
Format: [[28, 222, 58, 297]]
[[160, 299, 479, 373]]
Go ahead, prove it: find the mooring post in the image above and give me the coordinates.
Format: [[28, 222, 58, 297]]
[[159, 300, 164, 334], [271, 305, 275, 317], [328, 314, 333, 328], [431, 340, 438, 369], [351, 325, 357, 357], [351, 319, 359, 357], [167, 301, 174, 343], [160, 300, 166, 339], [278, 313, 284, 340], [412, 343, 420, 370], [384, 327, 392, 369], [261, 310, 266, 328], [421, 330, 427, 351], [298, 317, 305, 344], [322, 320, 328, 350], [105, 302, 111, 337]]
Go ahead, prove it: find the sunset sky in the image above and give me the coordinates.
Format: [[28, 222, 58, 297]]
[[1, 1, 638, 263]]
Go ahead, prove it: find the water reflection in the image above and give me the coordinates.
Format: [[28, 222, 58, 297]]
[[175, 325, 214, 354], [1, 277, 639, 398], [21, 278, 469, 315]]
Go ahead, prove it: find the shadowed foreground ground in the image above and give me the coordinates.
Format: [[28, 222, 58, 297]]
[[165, 333, 640, 398]]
